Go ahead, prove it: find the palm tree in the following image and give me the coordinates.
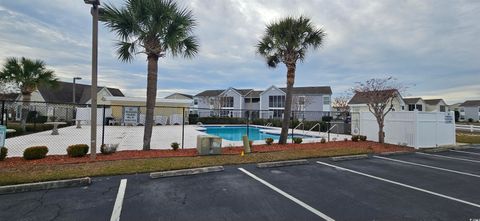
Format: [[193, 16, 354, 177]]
[[257, 16, 325, 144], [0, 57, 58, 131], [100, 0, 199, 150]]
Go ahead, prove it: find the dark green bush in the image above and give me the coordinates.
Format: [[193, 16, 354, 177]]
[[351, 135, 360, 142], [67, 144, 89, 157], [322, 116, 333, 122], [23, 146, 48, 160], [359, 135, 367, 141], [265, 138, 274, 145], [468, 118, 474, 123], [171, 142, 179, 151], [320, 138, 326, 143], [293, 137, 303, 144], [0, 147, 7, 161]]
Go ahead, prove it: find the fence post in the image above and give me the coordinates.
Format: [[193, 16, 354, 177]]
[[33, 106, 37, 131], [471, 125, 474, 133], [182, 107, 185, 149], [1, 100, 4, 126], [102, 105, 106, 147], [246, 110, 250, 137], [291, 112, 294, 143], [327, 121, 331, 142]]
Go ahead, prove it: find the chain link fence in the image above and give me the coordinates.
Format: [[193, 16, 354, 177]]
[[1, 100, 353, 157]]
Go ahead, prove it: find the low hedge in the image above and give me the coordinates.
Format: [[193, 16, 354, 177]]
[[0, 147, 7, 161], [67, 144, 89, 157], [23, 146, 49, 160], [293, 137, 303, 144]]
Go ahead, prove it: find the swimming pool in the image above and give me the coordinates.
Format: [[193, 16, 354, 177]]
[[200, 126, 318, 141]]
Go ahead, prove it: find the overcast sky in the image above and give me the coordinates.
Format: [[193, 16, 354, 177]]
[[0, 0, 478, 104]]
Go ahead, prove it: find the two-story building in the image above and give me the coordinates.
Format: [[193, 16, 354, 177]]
[[193, 85, 332, 120]]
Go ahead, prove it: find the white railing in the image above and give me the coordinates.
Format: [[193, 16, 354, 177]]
[[456, 124, 480, 132]]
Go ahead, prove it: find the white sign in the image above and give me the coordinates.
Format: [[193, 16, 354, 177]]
[[0, 125, 6, 147], [123, 107, 139, 124], [444, 115, 453, 124]]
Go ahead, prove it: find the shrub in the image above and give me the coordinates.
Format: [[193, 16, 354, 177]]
[[293, 137, 303, 144], [0, 147, 7, 161], [468, 118, 474, 123], [351, 135, 360, 142], [359, 135, 367, 141], [171, 142, 179, 151], [67, 144, 89, 157], [249, 140, 253, 147], [23, 146, 48, 160], [344, 138, 348, 142], [322, 116, 333, 122], [265, 138, 274, 145], [320, 138, 326, 143]]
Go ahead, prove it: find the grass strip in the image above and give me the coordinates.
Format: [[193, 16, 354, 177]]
[[0, 147, 370, 186]]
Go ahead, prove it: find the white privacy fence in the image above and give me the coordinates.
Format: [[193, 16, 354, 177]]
[[356, 111, 456, 149], [76, 107, 113, 125]]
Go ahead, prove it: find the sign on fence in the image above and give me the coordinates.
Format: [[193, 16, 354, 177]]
[[0, 125, 6, 147], [123, 107, 139, 124]]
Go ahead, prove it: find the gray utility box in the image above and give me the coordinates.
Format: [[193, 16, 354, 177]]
[[197, 135, 222, 155]]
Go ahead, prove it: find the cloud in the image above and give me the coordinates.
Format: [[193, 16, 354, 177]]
[[0, 0, 478, 104]]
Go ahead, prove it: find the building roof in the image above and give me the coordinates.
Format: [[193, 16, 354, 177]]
[[245, 90, 263, 98], [403, 97, 422, 104], [165, 93, 193, 99], [37, 81, 124, 104], [460, 100, 480, 107], [0, 93, 19, 101], [234, 89, 253, 96], [348, 89, 399, 105], [424, 99, 445, 106], [195, 89, 225, 97], [279, 86, 332, 95]]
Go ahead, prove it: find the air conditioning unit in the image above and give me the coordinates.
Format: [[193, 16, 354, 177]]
[[196, 135, 222, 155]]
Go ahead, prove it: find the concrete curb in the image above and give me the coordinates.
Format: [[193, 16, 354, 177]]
[[378, 151, 414, 156], [150, 166, 224, 179], [0, 177, 91, 195], [421, 148, 451, 153], [256, 159, 309, 168], [330, 154, 369, 161]]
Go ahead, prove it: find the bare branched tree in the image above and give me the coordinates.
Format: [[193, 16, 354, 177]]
[[352, 77, 405, 143]]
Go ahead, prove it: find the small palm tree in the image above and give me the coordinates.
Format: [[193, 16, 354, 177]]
[[257, 16, 325, 144], [100, 0, 199, 150], [0, 57, 58, 131]]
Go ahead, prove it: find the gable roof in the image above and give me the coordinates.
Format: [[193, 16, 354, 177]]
[[403, 97, 423, 104], [0, 93, 19, 101], [165, 93, 193, 99], [460, 100, 480, 107], [37, 81, 124, 104], [279, 86, 332, 95], [348, 89, 400, 105], [424, 99, 445, 106], [195, 89, 225, 97], [245, 90, 263, 98]]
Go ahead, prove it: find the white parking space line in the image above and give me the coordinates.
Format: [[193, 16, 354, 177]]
[[416, 152, 480, 163], [316, 161, 480, 209], [450, 150, 480, 156], [238, 168, 335, 221], [373, 156, 480, 178], [110, 179, 128, 221]]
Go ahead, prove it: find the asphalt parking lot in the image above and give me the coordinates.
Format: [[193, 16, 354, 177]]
[[1, 147, 480, 221]]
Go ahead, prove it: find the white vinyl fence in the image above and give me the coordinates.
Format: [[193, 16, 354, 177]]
[[76, 107, 112, 125], [356, 111, 456, 149], [456, 124, 480, 132]]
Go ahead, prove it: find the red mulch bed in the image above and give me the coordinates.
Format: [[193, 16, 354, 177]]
[[0, 141, 413, 168]]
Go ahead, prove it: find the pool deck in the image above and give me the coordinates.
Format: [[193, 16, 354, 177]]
[[5, 124, 351, 157]]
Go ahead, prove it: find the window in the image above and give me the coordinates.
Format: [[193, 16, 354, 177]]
[[269, 95, 285, 108], [193, 99, 198, 105], [244, 98, 250, 103], [408, 104, 415, 111], [252, 98, 260, 103], [272, 109, 284, 118], [401, 106, 405, 110], [440, 105, 446, 112], [460, 108, 464, 112], [416, 104, 423, 111], [323, 96, 330, 105], [221, 97, 234, 108]]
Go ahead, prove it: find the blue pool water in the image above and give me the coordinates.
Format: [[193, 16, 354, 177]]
[[201, 126, 317, 141]]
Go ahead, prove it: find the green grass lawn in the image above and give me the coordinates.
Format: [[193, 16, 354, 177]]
[[0, 147, 370, 186], [456, 132, 480, 144]]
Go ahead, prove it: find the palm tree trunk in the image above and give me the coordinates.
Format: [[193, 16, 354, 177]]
[[143, 54, 159, 150], [21, 93, 31, 132], [279, 64, 296, 144]]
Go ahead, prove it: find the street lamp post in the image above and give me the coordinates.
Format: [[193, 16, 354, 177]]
[[84, 0, 100, 159], [72, 77, 82, 104]]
